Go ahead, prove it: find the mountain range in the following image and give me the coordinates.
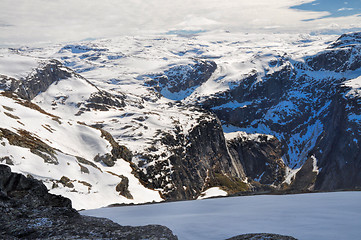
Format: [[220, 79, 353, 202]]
[[0, 31, 360, 210]]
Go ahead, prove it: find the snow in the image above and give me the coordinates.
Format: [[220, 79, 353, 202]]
[[311, 155, 319, 174], [0, 49, 40, 79], [0, 94, 162, 210], [225, 131, 274, 142], [197, 187, 228, 200], [283, 166, 301, 185], [344, 75, 361, 98], [82, 191, 361, 240]]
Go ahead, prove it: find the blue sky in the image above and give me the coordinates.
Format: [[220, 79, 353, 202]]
[[292, 0, 361, 20]]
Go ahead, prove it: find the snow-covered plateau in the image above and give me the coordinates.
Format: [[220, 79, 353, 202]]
[[82, 191, 361, 240]]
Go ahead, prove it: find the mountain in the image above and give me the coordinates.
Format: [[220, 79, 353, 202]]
[[0, 32, 361, 209], [201, 32, 361, 191]]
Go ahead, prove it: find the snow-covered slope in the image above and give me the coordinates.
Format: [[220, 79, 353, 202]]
[[0, 55, 163, 209]]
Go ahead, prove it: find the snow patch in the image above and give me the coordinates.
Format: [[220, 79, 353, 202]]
[[224, 131, 274, 142], [197, 187, 228, 200]]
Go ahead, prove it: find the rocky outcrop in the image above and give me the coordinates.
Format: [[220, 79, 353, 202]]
[[85, 90, 126, 111], [116, 175, 133, 199], [227, 233, 297, 240], [0, 128, 58, 164], [227, 133, 286, 186], [134, 114, 248, 200], [290, 156, 318, 191], [6, 59, 73, 100], [306, 32, 361, 72], [0, 164, 178, 239], [146, 59, 217, 99], [167, 116, 246, 199], [306, 46, 361, 72]]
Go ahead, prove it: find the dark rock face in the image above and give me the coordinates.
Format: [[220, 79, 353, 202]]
[[227, 134, 286, 186], [99, 128, 133, 162], [85, 90, 126, 111], [290, 156, 318, 191], [199, 32, 361, 192], [7, 59, 73, 100], [134, 114, 247, 200], [116, 175, 133, 199], [0, 164, 72, 208], [306, 32, 361, 72], [312, 84, 361, 191], [330, 32, 361, 48], [306, 47, 361, 72], [203, 62, 297, 129], [0, 164, 178, 240], [227, 233, 297, 240], [146, 59, 217, 99], [166, 116, 245, 199]]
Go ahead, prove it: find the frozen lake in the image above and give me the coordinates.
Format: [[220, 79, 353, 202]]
[[82, 191, 361, 240]]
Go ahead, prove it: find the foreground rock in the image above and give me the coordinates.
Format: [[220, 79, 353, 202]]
[[227, 233, 297, 240], [0, 164, 178, 240]]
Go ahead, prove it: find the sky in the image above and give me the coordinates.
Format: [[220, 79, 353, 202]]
[[0, 0, 361, 47]]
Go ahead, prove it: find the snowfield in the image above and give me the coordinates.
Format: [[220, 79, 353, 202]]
[[82, 191, 361, 240]]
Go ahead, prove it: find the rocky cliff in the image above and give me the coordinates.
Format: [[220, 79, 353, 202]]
[[0, 164, 178, 239], [200, 32, 361, 192]]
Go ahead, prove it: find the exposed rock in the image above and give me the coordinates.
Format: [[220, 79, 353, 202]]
[[76, 156, 102, 172], [7, 59, 73, 100], [94, 153, 115, 167], [227, 233, 297, 240], [0, 164, 72, 208], [115, 175, 133, 199], [307, 32, 361, 72], [59, 176, 74, 188], [0, 164, 178, 239], [311, 83, 361, 191], [227, 133, 286, 186], [146, 59, 217, 99], [86, 90, 125, 110], [203, 62, 296, 129], [0, 91, 60, 120], [134, 114, 248, 200], [290, 156, 318, 191], [306, 47, 361, 72], [99, 128, 133, 162], [0, 156, 13, 165], [78, 163, 89, 174], [0, 128, 58, 164]]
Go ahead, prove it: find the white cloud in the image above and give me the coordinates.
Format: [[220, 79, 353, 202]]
[[0, 0, 360, 47]]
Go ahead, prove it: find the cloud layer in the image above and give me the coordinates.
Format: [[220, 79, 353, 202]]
[[0, 0, 360, 46]]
